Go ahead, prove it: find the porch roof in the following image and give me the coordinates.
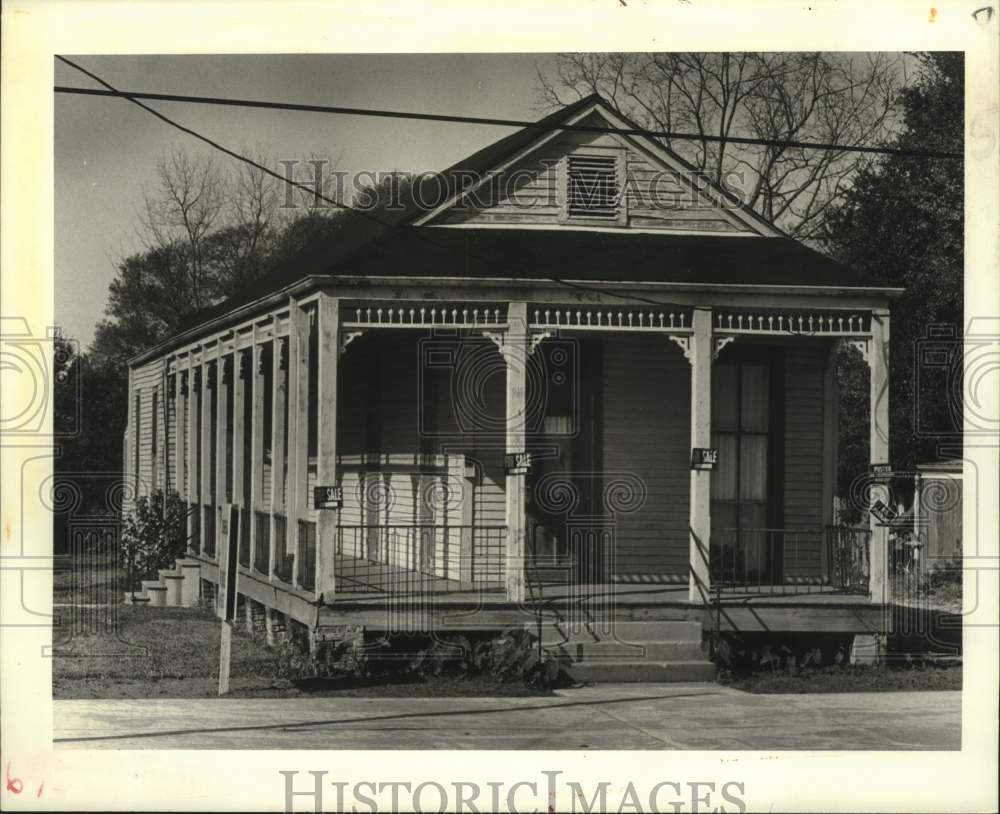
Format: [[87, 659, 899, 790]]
[[179, 227, 878, 332]]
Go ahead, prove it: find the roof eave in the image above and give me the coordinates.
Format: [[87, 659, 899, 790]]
[[128, 274, 904, 367]]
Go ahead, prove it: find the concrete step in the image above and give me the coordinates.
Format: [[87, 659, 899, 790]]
[[544, 620, 703, 643], [545, 640, 705, 662], [141, 580, 167, 608], [160, 572, 185, 606], [565, 660, 716, 684], [122, 591, 150, 605]]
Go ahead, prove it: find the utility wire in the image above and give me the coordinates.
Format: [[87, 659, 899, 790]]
[[55, 84, 962, 160], [55, 55, 693, 311]]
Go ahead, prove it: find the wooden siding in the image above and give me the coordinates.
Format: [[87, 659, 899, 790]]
[[602, 335, 691, 579], [783, 343, 828, 577], [434, 113, 751, 234], [128, 357, 168, 503]]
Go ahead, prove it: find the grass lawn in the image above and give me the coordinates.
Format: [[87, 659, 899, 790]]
[[720, 663, 962, 694], [52, 605, 550, 699]]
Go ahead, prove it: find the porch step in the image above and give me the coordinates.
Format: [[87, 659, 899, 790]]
[[532, 619, 715, 684], [140, 580, 168, 608], [546, 640, 705, 662], [546, 620, 703, 643]]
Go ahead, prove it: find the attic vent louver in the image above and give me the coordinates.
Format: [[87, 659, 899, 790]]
[[567, 155, 619, 218]]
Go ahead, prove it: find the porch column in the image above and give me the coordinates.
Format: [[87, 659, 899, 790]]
[[287, 300, 310, 589], [869, 309, 891, 604], [504, 301, 528, 603], [821, 340, 839, 577], [269, 329, 288, 579], [173, 369, 185, 498], [688, 306, 713, 602], [186, 364, 199, 553], [215, 351, 230, 546], [199, 359, 213, 555], [232, 348, 247, 565], [250, 335, 266, 573], [315, 293, 340, 601]]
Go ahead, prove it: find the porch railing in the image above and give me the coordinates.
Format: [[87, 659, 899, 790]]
[[253, 510, 270, 574], [237, 507, 251, 567], [710, 526, 870, 595], [827, 525, 871, 594], [202, 505, 216, 558], [334, 525, 506, 595], [188, 501, 200, 555], [298, 519, 317, 591], [272, 514, 292, 583]]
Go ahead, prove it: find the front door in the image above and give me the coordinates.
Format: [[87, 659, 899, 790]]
[[526, 338, 603, 584]]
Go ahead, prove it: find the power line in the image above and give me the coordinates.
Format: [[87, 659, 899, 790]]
[[55, 84, 962, 160], [55, 56, 688, 311]]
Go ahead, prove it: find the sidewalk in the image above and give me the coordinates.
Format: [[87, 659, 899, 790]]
[[53, 684, 961, 750]]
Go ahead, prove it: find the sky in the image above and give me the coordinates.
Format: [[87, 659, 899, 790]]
[[55, 53, 560, 346]]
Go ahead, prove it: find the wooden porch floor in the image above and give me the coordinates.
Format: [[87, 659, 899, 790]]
[[332, 553, 868, 605], [323, 554, 882, 634]]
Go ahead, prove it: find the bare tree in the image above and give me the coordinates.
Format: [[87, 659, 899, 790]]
[[138, 148, 225, 309], [537, 52, 904, 238]]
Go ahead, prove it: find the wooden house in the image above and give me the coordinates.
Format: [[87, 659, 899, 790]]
[[122, 95, 900, 677]]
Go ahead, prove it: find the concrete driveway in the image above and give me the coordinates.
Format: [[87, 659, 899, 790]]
[[53, 685, 961, 750]]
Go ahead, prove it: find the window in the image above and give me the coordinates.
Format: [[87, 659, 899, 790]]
[[711, 358, 781, 581], [566, 155, 619, 219]]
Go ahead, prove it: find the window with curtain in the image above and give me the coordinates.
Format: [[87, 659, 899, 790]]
[[711, 361, 772, 577]]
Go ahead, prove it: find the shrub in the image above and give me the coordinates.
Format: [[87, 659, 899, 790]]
[[365, 628, 567, 689], [120, 490, 187, 590]]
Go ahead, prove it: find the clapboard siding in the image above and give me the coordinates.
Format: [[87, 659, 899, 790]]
[[129, 358, 168, 501], [783, 344, 827, 577], [435, 112, 750, 234], [602, 336, 691, 578]]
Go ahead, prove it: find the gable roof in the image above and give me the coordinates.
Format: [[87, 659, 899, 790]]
[[145, 94, 891, 363], [410, 96, 783, 237]]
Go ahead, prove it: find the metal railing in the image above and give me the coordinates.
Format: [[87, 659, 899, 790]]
[[335, 525, 506, 595], [273, 514, 292, 583], [711, 527, 826, 593], [187, 501, 200, 555], [828, 525, 871, 594], [297, 519, 316, 591], [202, 505, 216, 558], [238, 507, 251, 567], [253, 510, 270, 574], [710, 525, 872, 595]]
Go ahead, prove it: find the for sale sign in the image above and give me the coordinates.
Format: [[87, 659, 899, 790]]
[[505, 452, 532, 475], [314, 485, 343, 510], [691, 447, 719, 471]]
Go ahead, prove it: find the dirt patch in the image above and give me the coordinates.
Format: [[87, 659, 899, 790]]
[[52, 605, 551, 699]]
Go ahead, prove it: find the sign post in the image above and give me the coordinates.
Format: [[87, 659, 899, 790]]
[[218, 504, 239, 696]]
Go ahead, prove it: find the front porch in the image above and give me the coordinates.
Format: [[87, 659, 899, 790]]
[[140, 289, 892, 637]]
